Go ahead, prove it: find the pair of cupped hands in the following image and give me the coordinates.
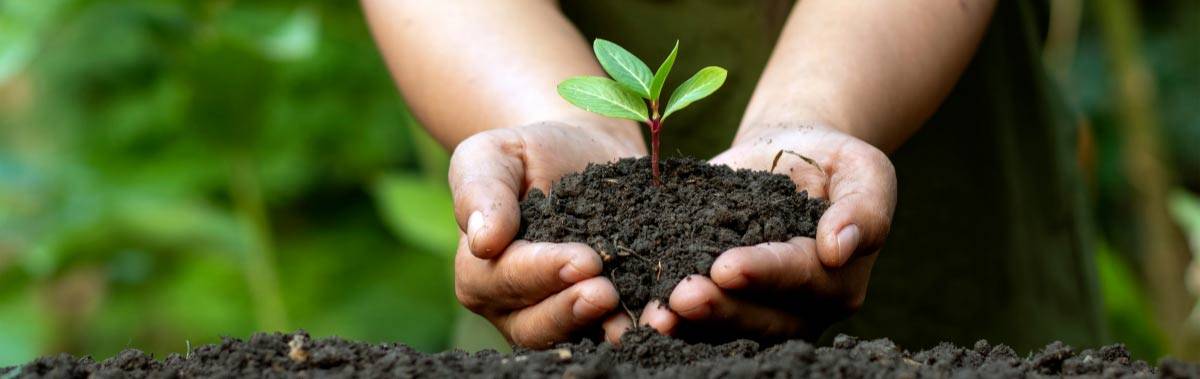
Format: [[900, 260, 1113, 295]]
[[450, 120, 896, 348]]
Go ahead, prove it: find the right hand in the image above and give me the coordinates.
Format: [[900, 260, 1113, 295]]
[[450, 121, 645, 348]]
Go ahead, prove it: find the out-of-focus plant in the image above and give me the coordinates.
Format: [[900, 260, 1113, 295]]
[[0, 0, 504, 366], [1064, 0, 1200, 361]]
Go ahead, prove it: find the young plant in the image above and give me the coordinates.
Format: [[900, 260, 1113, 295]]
[[557, 39, 727, 185]]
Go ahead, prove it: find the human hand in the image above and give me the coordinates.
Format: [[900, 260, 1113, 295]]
[[450, 121, 646, 348], [637, 124, 896, 341]]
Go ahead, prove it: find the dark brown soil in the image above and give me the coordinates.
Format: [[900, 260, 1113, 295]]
[[519, 157, 828, 313], [8, 329, 1196, 378]]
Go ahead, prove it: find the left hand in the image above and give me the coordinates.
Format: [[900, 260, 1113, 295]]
[[634, 124, 897, 341]]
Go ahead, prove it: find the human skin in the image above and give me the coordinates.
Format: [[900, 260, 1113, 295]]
[[363, 0, 996, 346]]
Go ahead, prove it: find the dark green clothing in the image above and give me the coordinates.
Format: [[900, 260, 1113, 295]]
[[563, 0, 1105, 352]]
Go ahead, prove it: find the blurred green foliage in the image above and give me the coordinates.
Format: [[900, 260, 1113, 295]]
[[1066, 0, 1200, 359], [0, 0, 1196, 367], [0, 0, 504, 366]]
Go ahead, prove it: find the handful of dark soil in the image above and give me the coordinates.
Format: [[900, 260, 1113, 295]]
[[8, 329, 1193, 378], [519, 157, 828, 312]]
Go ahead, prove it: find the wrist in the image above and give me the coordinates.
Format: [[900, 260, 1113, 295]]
[[731, 119, 840, 148]]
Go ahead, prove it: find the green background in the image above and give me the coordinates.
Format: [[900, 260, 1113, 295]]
[[0, 0, 1196, 365]]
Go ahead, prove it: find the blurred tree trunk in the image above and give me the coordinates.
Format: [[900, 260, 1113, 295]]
[[1094, 0, 1199, 359]]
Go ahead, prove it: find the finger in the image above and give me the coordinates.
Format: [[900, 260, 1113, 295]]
[[498, 277, 619, 348], [638, 300, 678, 336], [709, 237, 836, 295], [602, 312, 633, 345], [449, 130, 526, 258], [816, 143, 896, 267], [668, 275, 808, 339], [455, 239, 602, 312]]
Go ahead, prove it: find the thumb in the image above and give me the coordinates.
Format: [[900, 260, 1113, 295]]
[[815, 144, 896, 268], [449, 130, 526, 259]]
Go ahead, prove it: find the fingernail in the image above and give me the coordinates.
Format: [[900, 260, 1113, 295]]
[[559, 255, 591, 283], [467, 211, 483, 252], [836, 224, 861, 265]]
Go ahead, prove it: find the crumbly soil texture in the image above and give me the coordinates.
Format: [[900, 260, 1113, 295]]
[[8, 329, 1196, 378], [519, 157, 828, 312]]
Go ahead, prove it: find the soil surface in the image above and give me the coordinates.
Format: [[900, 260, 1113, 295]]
[[519, 157, 828, 313], [8, 328, 1197, 378]]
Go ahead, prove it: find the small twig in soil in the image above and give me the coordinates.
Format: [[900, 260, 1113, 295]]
[[770, 150, 825, 175], [620, 300, 638, 325], [554, 349, 573, 361], [288, 334, 308, 363], [611, 268, 639, 324], [615, 244, 652, 263]]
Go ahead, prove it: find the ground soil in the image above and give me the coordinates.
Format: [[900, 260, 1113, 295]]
[[519, 157, 828, 314], [8, 328, 1196, 378]]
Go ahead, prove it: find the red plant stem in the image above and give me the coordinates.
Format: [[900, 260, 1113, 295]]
[[649, 118, 662, 185]]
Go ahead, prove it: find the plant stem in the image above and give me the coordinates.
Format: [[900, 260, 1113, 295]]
[[649, 100, 662, 186], [649, 118, 661, 185]]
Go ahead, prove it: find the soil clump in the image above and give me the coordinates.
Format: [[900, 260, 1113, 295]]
[[519, 157, 828, 313]]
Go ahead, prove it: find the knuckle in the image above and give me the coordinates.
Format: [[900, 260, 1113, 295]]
[[454, 282, 486, 313], [451, 132, 493, 159], [790, 247, 817, 285], [496, 134, 525, 157]]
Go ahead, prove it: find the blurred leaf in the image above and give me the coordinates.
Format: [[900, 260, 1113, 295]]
[[409, 121, 449, 184], [450, 309, 509, 353], [373, 174, 458, 255], [1097, 242, 1166, 360], [0, 0, 71, 83], [1169, 189, 1200, 256], [0, 288, 47, 366], [263, 6, 319, 62]]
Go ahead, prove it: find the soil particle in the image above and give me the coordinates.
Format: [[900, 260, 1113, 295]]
[[7, 329, 1188, 378], [519, 157, 828, 313]]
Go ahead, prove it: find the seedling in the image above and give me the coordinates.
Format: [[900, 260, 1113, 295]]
[[558, 39, 727, 184]]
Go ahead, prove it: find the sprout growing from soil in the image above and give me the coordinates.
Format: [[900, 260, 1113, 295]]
[[558, 39, 727, 185]]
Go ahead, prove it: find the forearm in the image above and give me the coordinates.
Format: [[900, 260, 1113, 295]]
[[738, 0, 996, 153], [362, 0, 640, 149]]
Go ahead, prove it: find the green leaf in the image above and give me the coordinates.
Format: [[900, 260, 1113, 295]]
[[663, 66, 727, 119], [593, 38, 653, 99], [372, 174, 458, 255], [649, 40, 678, 103], [557, 76, 649, 122]]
